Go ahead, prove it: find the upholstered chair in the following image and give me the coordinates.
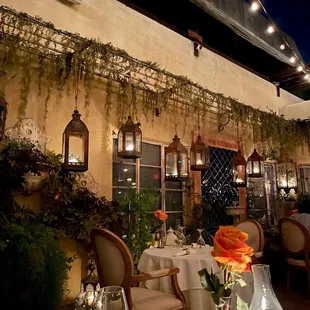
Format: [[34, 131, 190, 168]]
[[91, 228, 187, 310], [235, 219, 265, 263], [279, 218, 310, 293]]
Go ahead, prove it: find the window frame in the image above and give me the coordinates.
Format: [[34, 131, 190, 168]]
[[299, 165, 310, 194], [112, 139, 184, 222]]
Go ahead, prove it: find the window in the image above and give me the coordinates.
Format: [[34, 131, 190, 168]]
[[300, 166, 310, 193], [112, 139, 183, 228], [247, 164, 278, 225]]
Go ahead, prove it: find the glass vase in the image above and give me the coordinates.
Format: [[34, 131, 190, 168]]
[[249, 264, 282, 310], [215, 296, 231, 310]]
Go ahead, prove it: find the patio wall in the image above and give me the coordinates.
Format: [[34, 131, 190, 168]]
[[3, 0, 306, 196], [2, 0, 309, 302]]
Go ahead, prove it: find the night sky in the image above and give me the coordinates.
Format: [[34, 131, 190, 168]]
[[263, 0, 310, 63]]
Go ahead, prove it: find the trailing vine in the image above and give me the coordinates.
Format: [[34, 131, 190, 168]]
[[0, 6, 310, 155]]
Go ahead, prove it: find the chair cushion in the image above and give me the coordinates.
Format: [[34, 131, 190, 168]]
[[131, 287, 183, 310], [287, 257, 307, 267]]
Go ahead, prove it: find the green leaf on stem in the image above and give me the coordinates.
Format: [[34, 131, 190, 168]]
[[236, 294, 249, 310]]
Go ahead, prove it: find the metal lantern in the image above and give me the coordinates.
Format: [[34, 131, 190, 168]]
[[117, 115, 142, 159], [247, 149, 264, 178], [165, 135, 189, 181], [62, 110, 89, 172], [232, 149, 247, 187], [276, 158, 297, 193], [0, 95, 8, 141], [190, 135, 210, 171]]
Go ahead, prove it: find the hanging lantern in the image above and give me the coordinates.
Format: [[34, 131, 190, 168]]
[[0, 95, 8, 141], [165, 135, 189, 181], [276, 156, 297, 193], [62, 110, 89, 172], [190, 135, 210, 171], [232, 149, 246, 187], [117, 116, 142, 159], [247, 149, 264, 178]]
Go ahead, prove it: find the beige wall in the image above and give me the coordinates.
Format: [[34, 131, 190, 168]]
[[3, 0, 302, 113]]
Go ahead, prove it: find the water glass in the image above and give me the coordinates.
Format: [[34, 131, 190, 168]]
[[96, 286, 129, 310]]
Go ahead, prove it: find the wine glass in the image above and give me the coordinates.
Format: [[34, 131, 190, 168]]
[[197, 229, 206, 249], [96, 286, 129, 310], [177, 226, 186, 248]]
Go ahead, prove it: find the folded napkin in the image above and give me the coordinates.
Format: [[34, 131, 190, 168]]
[[173, 248, 197, 256]]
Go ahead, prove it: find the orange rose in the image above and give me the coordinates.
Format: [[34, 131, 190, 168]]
[[212, 226, 253, 273], [154, 210, 168, 221]]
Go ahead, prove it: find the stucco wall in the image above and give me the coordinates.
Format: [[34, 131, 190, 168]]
[[2, 0, 302, 113]]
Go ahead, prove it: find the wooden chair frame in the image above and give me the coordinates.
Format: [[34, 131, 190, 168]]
[[91, 228, 187, 310], [278, 218, 310, 293]]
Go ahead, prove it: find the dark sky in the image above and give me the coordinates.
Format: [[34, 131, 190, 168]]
[[263, 0, 310, 63]]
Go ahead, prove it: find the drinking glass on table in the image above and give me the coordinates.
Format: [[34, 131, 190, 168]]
[[96, 286, 129, 310], [175, 226, 186, 248], [196, 229, 206, 250]]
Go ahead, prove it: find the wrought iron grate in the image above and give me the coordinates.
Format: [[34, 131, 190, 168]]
[[201, 147, 238, 234]]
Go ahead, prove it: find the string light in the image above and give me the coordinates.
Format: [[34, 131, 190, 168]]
[[280, 44, 285, 50], [267, 26, 275, 34], [297, 66, 303, 72], [304, 74, 309, 80], [250, 2, 260, 12], [290, 57, 296, 63]]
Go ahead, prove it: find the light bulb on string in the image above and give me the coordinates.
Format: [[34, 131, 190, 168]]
[[250, 2, 260, 12], [267, 26, 275, 34], [297, 65, 303, 72], [290, 57, 296, 63], [280, 44, 285, 50]]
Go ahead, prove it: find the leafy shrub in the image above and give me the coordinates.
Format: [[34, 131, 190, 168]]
[[0, 222, 68, 309]]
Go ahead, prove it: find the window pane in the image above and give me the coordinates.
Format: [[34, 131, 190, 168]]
[[140, 143, 161, 166], [166, 212, 183, 230], [165, 181, 183, 190], [140, 167, 161, 188], [113, 163, 136, 187], [113, 139, 135, 163], [112, 188, 133, 202], [165, 191, 183, 211]]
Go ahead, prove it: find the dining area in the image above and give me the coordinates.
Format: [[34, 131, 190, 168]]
[[80, 217, 281, 310]]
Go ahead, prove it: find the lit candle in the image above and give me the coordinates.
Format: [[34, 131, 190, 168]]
[[236, 178, 243, 183], [126, 143, 134, 151], [253, 167, 259, 174], [87, 295, 94, 306], [196, 159, 203, 165]]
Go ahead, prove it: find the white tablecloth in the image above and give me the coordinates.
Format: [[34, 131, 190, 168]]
[[138, 247, 253, 310]]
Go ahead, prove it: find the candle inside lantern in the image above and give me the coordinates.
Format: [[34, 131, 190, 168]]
[[87, 295, 94, 306], [236, 178, 244, 184], [196, 152, 203, 165], [126, 143, 134, 151]]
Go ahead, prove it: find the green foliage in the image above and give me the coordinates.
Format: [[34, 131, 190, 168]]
[[0, 138, 123, 307], [199, 268, 249, 309], [42, 187, 122, 244], [199, 268, 229, 305], [118, 187, 159, 262], [0, 216, 68, 309], [1, 7, 310, 156]]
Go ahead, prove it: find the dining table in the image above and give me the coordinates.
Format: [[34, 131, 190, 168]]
[[138, 246, 254, 310]]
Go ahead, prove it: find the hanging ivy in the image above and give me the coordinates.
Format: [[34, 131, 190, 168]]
[[0, 6, 310, 155]]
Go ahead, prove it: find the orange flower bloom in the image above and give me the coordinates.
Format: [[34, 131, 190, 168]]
[[154, 210, 168, 221], [212, 226, 253, 273]]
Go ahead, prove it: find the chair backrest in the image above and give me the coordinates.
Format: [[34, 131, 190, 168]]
[[235, 219, 264, 252], [278, 218, 310, 257], [91, 228, 133, 289]]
